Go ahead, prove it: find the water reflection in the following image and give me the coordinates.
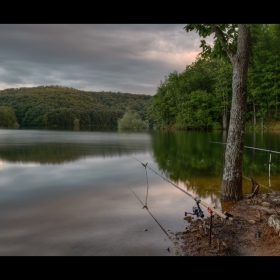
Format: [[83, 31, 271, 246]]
[[1, 128, 280, 255], [150, 131, 225, 207], [0, 129, 152, 164], [151, 130, 280, 208]]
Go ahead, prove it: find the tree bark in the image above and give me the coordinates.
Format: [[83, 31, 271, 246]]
[[217, 64, 228, 130], [221, 25, 252, 201]]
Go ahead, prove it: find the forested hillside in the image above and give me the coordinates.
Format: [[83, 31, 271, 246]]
[[2, 24, 279, 131], [0, 86, 152, 128], [148, 24, 280, 131]]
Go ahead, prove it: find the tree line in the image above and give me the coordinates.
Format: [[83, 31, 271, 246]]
[[148, 24, 280, 132], [0, 85, 152, 128]]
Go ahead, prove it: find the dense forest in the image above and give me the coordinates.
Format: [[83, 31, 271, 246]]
[[0, 86, 152, 128], [1, 24, 280, 131], [148, 24, 280, 131]]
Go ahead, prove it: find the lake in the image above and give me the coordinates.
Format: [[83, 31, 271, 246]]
[[0, 128, 280, 256]]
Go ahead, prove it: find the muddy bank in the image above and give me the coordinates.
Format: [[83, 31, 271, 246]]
[[169, 191, 280, 256]]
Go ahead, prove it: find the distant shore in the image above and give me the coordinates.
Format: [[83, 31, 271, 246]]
[[245, 120, 280, 131]]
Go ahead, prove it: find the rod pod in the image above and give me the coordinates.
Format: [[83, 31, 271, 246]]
[[207, 207, 214, 247]]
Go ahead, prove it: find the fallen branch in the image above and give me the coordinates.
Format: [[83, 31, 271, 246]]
[[246, 178, 260, 199]]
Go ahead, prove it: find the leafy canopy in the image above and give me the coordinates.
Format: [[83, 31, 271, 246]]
[[118, 108, 149, 130]]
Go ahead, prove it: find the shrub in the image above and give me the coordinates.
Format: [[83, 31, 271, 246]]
[[0, 106, 18, 128], [118, 109, 149, 130]]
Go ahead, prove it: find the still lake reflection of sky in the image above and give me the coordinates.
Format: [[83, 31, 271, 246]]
[[0, 129, 204, 256], [1, 128, 279, 255]]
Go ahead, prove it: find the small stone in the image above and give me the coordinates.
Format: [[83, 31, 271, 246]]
[[261, 202, 271, 207], [248, 219, 256, 224], [268, 215, 280, 235], [184, 216, 192, 222], [144, 228, 148, 231]]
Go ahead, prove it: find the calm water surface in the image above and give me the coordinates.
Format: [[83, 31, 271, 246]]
[[0, 128, 280, 256]]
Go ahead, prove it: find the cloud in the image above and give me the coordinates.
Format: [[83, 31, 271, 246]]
[[0, 24, 204, 95]]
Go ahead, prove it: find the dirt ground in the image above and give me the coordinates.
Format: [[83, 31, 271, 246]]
[[169, 191, 280, 256]]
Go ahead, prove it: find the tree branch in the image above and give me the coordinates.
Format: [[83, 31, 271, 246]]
[[211, 25, 235, 61]]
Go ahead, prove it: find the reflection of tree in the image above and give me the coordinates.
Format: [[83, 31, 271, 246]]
[[243, 132, 280, 177], [0, 144, 84, 164], [151, 131, 280, 201], [152, 131, 223, 178], [0, 139, 152, 164], [151, 131, 225, 200]]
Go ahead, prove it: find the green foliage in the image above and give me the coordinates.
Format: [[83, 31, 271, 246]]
[[151, 131, 225, 198], [118, 108, 149, 130], [73, 119, 80, 126], [180, 89, 220, 130], [150, 24, 280, 131], [184, 24, 238, 60], [247, 24, 280, 125], [0, 86, 152, 129], [149, 57, 230, 130], [0, 106, 18, 127]]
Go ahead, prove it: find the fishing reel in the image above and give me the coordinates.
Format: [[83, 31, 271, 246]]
[[185, 200, 204, 218], [192, 204, 204, 218]]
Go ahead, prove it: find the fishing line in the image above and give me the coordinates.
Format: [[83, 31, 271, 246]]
[[132, 156, 194, 198], [209, 154, 273, 192], [127, 186, 170, 238], [219, 144, 274, 191], [210, 141, 280, 155], [131, 157, 228, 220], [131, 156, 229, 249], [127, 186, 183, 255], [143, 162, 149, 207]]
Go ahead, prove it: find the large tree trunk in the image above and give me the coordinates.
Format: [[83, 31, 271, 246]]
[[221, 25, 252, 201]]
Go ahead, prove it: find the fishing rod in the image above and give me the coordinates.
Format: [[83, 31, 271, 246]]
[[127, 186, 169, 238], [131, 157, 228, 220], [209, 141, 280, 154], [210, 153, 272, 191], [127, 186, 183, 254], [210, 141, 280, 179]]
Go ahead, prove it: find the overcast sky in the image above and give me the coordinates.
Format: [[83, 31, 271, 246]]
[[0, 24, 204, 96]]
